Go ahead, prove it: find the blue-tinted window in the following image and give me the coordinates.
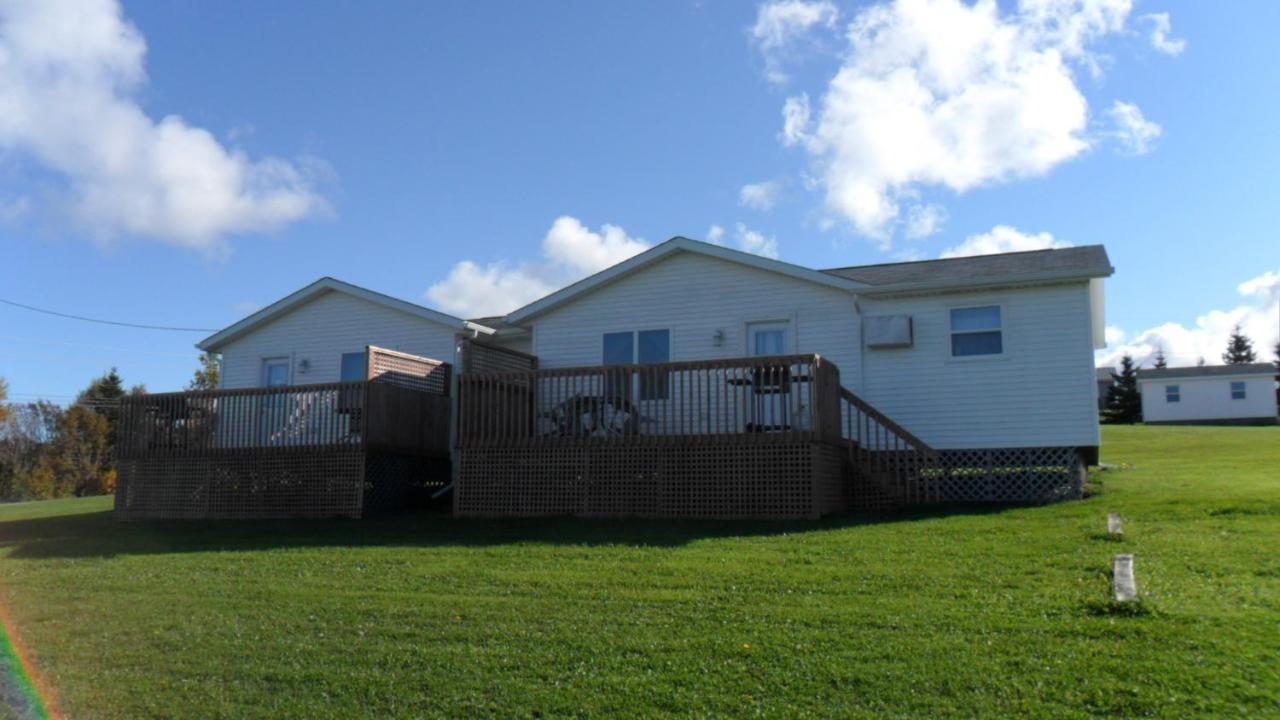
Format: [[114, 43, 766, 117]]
[[341, 352, 366, 382], [603, 332, 635, 400], [950, 306, 1003, 357], [1230, 381, 1246, 400], [1166, 385, 1180, 403], [638, 329, 670, 400]]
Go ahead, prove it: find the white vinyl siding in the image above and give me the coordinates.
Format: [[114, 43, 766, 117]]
[[218, 290, 460, 389], [860, 282, 1099, 449], [1140, 374, 1276, 422], [531, 251, 862, 386]]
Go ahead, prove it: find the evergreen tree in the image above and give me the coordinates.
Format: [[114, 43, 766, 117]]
[[0, 377, 8, 425], [75, 368, 126, 456], [1222, 325, 1258, 364], [1152, 345, 1168, 369], [1197, 356, 1206, 367], [188, 352, 221, 390], [1104, 354, 1143, 424]]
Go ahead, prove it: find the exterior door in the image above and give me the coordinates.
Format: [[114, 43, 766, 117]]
[[260, 358, 290, 444], [746, 322, 791, 431]]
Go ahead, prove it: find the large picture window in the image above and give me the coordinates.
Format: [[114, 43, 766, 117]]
[[602, 330, 670, 400], [950, 306, 1003, 357]]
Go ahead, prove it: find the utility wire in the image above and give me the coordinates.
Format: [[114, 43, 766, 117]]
[[0, 298, 216, 332]]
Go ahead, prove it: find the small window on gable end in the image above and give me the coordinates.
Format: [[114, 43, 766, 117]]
[[1230, 381, 1246, 400], [950, 306, 1002, 357]]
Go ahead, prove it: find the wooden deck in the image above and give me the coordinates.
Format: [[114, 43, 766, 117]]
[[114, 346, 452, 520], [455, 353, 939, 518]]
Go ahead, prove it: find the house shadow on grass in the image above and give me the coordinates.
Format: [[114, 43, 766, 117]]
[[0, 502, 1014, 560]]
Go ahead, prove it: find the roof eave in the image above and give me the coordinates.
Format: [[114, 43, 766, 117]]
[[852, 266, 1114, 297]]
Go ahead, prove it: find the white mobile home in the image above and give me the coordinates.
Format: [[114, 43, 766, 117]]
[[1137, 364, 1278, 425]]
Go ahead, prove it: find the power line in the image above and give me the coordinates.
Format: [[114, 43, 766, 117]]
[[0, 298, 216, 332]]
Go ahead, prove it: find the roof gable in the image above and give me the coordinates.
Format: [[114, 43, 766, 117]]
[[1137, 363, 1277, 380], [197, 277, 480, 351], [505, 237, 863, 324]]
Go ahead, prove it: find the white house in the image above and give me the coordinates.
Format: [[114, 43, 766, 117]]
[[1137, 364, 1278, 425], [503, 237, 1111, 457], [197, 277, 527, 388]]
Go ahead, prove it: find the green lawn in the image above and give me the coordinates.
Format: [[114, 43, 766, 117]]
[[1, 425, 1277, 719]]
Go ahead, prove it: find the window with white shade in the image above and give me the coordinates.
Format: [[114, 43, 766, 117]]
[[950, 306, 1003, 357]]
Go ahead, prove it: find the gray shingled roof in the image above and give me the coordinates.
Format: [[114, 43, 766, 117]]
[[822, 245, 1112, 288], [1137, 363, 1277, 380]]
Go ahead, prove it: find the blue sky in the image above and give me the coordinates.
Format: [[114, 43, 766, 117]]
[[1, 0, 1277, 403]]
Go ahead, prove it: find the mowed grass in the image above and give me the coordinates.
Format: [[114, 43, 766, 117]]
[[0, 426, 1277, 719]]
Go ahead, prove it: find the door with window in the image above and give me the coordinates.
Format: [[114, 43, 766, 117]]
[[746, 322, 792, 431], [260, 358, 290, 444]]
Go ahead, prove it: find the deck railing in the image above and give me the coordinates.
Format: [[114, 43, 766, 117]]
[[838, 387, 939, 504], [119, 378, 451, 459], [457, 354, 843, 447]]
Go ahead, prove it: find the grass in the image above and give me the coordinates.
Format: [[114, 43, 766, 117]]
[[0, 425, 1277, 719]]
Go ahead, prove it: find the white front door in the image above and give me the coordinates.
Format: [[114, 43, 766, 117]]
[[260, 358, 290, 444]]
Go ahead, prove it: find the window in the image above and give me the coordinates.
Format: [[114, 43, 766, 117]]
[[1230, 381, 1246, 400], [341, 352, 367, 382], [950, 306, 1003, 357], [602, 330, 670, 400], [262, 358, 289, 387], [1165, 385, 1180, 403]]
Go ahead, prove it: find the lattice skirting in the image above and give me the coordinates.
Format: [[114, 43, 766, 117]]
[[457, 442, 846, 519], [116, 449, 366, 520], [362, 453, 451, 514], [923, 447, 1085, 504]]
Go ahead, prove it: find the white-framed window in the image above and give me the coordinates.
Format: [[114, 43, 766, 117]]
[[262, 357, 290, 387], [747, 321, 791, 357], [602, 329, 671, 400], [1165, 384, 1180, 403], [340, 352, 367, 382], [1230, 381, 1246, 400], [949, 305, 1003, 357]]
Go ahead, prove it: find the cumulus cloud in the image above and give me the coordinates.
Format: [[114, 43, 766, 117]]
[[904, 203, 947, 239], [0, 0, 327, 252], [1142, 12, 1185, 55], [784, 0, 1153, 241], [1107, 101, 1162, 155], [780, 94, 812, 147], [739, 180, 783, 210], [705, 221, 781, 259], [751, 0, 840, 84], [939, 225, 1071, 258], [426, 217, 651, 318], [1097, 270, 1280, 368]]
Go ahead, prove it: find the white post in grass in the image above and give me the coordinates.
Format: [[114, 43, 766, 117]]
[[1113, 554, 1137, 602], [1107, 512, 1123, 539]]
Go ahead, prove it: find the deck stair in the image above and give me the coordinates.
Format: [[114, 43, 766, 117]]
[[836, 387, 940, 509]]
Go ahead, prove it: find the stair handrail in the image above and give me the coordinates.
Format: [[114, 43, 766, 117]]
[[838, 386, 939, 505]]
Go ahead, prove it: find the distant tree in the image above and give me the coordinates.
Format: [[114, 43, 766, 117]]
[[76, 368, 126, 455], [0, 377, 8, 425], [0, 401, 64, 501], [46, 405, 111, 496], [1104, 354, 1143, 424], [1197, 356, 1206, 367], [1152, 346, 1168, 369], [1274, 340, 1280, 369], [188, 352, 221, 391], [1222, 325, 1258, 364]]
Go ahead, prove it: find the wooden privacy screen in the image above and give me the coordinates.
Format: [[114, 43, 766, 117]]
[[116, 350, 453, 520]]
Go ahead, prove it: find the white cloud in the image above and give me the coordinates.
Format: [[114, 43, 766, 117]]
[[426, 216, 650, 318], [751, 0, 840, 84], [0, 195, 29, 222], [789, 0, 1146, 240], [1104, 325, 1126, 345], [939, 225, 1071, 258], [734, 223, 780, 259], [780, 94, 812, 147], [706, 224, 726, 244], [1142, 12, 1185, 56], [1107, 100, 1161, 155], [1097, 270, 1280, 368], [739, 180, 783, 210], [0, 0, 326, 252], [904, 203, 946, 239]]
